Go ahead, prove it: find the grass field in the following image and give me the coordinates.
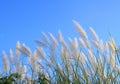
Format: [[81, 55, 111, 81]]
[[1, 20, 120, 84]]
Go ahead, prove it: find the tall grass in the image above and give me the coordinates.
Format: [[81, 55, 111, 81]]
[[1, 20, 120, 84]]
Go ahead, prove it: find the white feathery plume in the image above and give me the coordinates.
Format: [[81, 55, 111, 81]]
[[68, 37, 73, 50], [2, 51, 9, 73], [107, 52, 116, 68], [68, 37, 78, 50], [20, 44, 31, 56], [89, 27, 99, 41], [68, 37, 78, 57], [58, 30, 64, 43], [73, 20, 88, 40], [85, 40, 91, 49], [57, 30, 69, 51], [88, 49, 97, 71], [35, 40, 46, 47], [110, 53, 115, 68], [79, 52, 87, 64], [92, 39, 104, 52], [61, 46, 71, 62], [73, 37, 79, 57], [61, 46, 67, 60], [28, 54, 34, 66], [68, 37, 73, 44], [32, 48, 44, 64], [68, 37, 75, 55], [92, 40, 99, 48], [61, 46, 65, 61], [98, 54, 103, 67], [108, 37, 116, 53], [88, 49, 94, 59], [49, 42, 57, 58], [15, 41, 21, 56], [36, 47, 46, 58], [99, 40, 104, 52], [49, 32, 58, 45], [79, 38, 86, 48], [61, 41, 69, 51], [73, 37, 79, 50], [31, 54, 37, 64], [41, 32, 49, 44], [108, 41, 116, 53], [33, 49, 38, 58], [105, 42, 109, 52], [9, 49, 13, 63], [110, 37, 116, 47]]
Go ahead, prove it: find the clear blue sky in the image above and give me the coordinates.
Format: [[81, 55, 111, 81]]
[[0, 0, 120, 54]]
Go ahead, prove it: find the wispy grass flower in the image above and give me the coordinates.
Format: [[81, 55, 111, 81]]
[[35, 40, 47, 47], [49, 32, 58, 45], [79, 38, 86, 48], [9, 49, 13, 64], [58, 30, 64, 43], [88, 49, 97, 71], [73, 20, 88, 40], [79, 52, 87, 64], [89, 27, 99, 41], [41, 32, 49, 44], [92, 40, 99, 48], [2, 51, 9, 73], [36, 47, 46, 59], [20, 44, 31, 56], [15, 41, 21, 56]]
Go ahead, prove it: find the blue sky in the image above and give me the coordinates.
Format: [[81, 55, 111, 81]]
[[0, 0, 120, 56]]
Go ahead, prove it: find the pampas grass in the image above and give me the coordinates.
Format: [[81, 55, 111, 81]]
[[1, 20, 120, 84], [2, 51, 9, 73]]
